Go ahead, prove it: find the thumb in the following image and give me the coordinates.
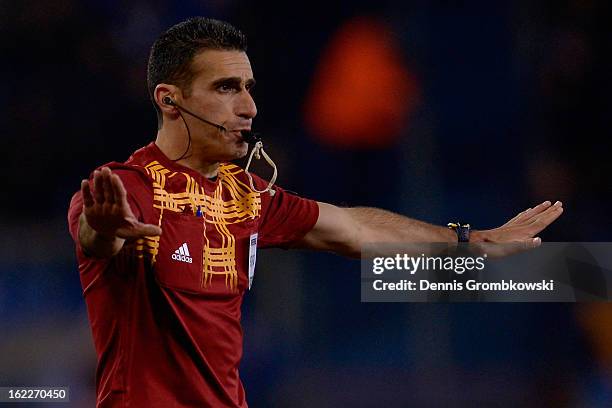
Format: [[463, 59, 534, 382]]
[[135, 223, 162, 237], [523, 237, 542, 249], [116, 223, 162, 239]]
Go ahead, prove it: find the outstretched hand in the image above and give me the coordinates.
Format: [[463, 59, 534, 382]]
[[81, 167, 162, 240], [472, 200, 564, 255]]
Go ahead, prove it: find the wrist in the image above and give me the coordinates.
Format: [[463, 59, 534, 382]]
[[444, 227, 458, 243], [447, 222, 471, 242], [78, 212, 123, 258]]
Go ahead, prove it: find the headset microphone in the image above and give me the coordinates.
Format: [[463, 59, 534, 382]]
[[163, 96, 227, 132], [163, 96, 262, 145], [162, 95, 276, 195]]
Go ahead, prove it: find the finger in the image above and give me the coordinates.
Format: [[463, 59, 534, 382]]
[[524, 237, 542, 248], [515, 201, 552, 224], [110, 173, 128, 205], [526, 205, 564, 235], [478, 239, 539, 258], [508, 237, 542, 255], [504, 207, 532, 226], [93, 170, 105, 204], [136, 223, 163, 237], [81, 180, 94, 207], [504, 201, 552, 227], [534, 201, 563, 223], [504, 238, 541, 255], [117, 223, 162, 238], [101, 167, 115, 204]]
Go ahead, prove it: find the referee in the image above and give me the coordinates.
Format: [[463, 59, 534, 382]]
[[67, 17, 564, 408]]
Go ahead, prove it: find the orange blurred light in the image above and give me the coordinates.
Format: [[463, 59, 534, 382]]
[[303, 16, 419, 149]]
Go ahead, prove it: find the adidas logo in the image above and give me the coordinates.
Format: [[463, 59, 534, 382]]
[[171, 243, 193, 264]]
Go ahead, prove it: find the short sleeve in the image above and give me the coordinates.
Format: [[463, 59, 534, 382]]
[[255, 178, 319, 248]]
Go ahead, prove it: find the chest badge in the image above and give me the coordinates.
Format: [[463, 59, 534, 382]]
[[248, 233, 258, 289]]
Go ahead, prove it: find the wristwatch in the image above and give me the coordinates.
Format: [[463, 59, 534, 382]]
[[447, 222, 470, 242]]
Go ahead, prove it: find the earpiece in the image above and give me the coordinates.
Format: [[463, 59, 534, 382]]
[[163, 96, 175, 105]]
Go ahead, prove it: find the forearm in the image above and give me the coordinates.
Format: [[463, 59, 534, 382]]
[[299, 199, 562, 259], [78, 212, 125, 258], [346, 207, 457, 245]]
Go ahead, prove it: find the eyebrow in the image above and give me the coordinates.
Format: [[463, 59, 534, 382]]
[[211, 77, 256, 89]]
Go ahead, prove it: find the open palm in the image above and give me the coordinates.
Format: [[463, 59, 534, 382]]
[[81, 167, 161, 239]]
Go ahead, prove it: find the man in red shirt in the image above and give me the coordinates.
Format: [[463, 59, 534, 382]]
[[68, 17, 563, 407]]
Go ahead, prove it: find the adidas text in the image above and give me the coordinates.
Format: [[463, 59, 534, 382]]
[[172, 253, 192, 263]]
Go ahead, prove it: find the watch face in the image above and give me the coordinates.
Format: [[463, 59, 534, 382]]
[[459, 226, 470, 242], [448, 222, 470, 242]]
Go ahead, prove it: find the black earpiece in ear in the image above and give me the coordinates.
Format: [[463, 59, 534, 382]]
[[163, 96, 175, 105]]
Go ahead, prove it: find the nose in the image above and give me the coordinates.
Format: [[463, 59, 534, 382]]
[[235, 89, 257, 120]]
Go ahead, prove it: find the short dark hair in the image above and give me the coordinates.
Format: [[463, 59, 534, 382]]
[[147, 17, 247, 127]]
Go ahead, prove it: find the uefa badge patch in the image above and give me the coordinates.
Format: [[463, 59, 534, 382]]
[[248, 233, 258, 289]]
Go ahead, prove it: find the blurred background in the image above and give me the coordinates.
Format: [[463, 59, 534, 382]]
[[1, 0, 611, 406]]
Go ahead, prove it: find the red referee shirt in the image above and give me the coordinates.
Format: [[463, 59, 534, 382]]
[[67, 143, 319, 407]]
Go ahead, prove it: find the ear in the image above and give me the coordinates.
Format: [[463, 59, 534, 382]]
[[154, 84, 180, 116]]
